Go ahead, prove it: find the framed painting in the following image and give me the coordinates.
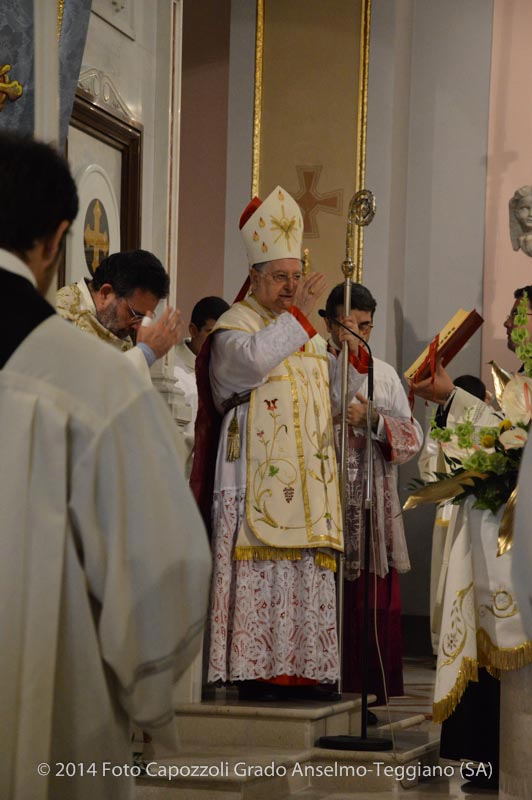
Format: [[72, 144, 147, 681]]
[[59, 86, 142, 287]]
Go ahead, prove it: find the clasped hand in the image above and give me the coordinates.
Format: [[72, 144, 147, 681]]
[[347, 392, 379, 429]]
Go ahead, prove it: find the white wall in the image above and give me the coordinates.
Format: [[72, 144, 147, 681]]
[[223, 0, 257, 301], [81, 0, 179, 265], [365, 0, 494, 615]]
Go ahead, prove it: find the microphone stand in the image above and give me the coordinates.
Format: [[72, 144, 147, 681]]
[[316, 312, 392, 753]]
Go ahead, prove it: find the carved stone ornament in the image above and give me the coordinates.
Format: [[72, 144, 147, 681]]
[[509, 185, 532, 257], [77, 67, 134, 121]]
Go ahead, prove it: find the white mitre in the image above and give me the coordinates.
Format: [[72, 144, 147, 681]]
[[240, 185, 304, 266]]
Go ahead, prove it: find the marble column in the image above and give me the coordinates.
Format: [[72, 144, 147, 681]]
[[500, 664, 532, 799], [33, 0, 59, 144]]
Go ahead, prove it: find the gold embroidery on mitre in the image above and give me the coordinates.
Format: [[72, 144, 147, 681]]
[[278, 189, 284, 201], [259, 217, 265, 227], [261, 242, 268, 252], [253, 231, 259, 241], [270, 204, 298, 253]]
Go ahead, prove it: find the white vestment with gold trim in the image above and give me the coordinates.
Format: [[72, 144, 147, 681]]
[[207, 296, 363, 683], [432, 390, 532, 722]]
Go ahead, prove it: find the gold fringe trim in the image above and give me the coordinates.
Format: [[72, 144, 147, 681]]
[[315, 552, 337, 572], [477, 628, 532, 672], [433, 657, 478, 724], [485, 665, 501, 680], [433, 631, 532, 723], [233, 547, 337, 572]]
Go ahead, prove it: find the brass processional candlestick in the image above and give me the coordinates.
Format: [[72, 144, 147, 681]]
[[337, 189, 376, 695], [320, 186, 391, 751]]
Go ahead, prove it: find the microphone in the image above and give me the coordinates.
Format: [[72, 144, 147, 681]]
[[318, 309, 372, 356]]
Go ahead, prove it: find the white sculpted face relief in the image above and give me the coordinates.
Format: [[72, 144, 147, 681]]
[[509, 185, 532, 256]]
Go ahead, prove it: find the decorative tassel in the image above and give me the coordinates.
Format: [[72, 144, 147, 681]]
[[226, 409, 240, 461]]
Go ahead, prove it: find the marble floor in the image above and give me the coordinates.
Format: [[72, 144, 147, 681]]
[[370, 656, 437, 723], [341, 656, 500, 800]]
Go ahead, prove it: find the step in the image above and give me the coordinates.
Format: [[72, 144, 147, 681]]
[[135, 707, 441, 798], [172, 694, 371, 750], [376, 712, 427, 733], [135, 745, 311, 800], [310, 720, 441, 792]]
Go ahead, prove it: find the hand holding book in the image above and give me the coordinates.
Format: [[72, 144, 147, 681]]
[[409, 359, 455, 404], [404, 308, 483, 406]]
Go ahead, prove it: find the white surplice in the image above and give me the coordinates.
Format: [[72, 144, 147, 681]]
[[207, 308, 363, 684], [173, 339, 198, 476], [336, 355, 423, 580], [1, 268, 211, 800]]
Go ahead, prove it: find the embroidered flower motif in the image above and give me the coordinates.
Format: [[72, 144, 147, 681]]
[[257, 429, 265, 440], [264, 398, 278, 411]]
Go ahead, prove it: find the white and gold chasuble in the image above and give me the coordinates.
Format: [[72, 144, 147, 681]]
[[56, 280, 134, 351], [215, 297, 343, 561], [56, 280, 152, 383], [207, 296, 366, 683]]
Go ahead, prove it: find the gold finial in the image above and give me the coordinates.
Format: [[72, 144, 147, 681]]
[[302, 248, 310, 276]]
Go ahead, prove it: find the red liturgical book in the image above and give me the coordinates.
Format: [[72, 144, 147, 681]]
[[404, 309, 484, 383]]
